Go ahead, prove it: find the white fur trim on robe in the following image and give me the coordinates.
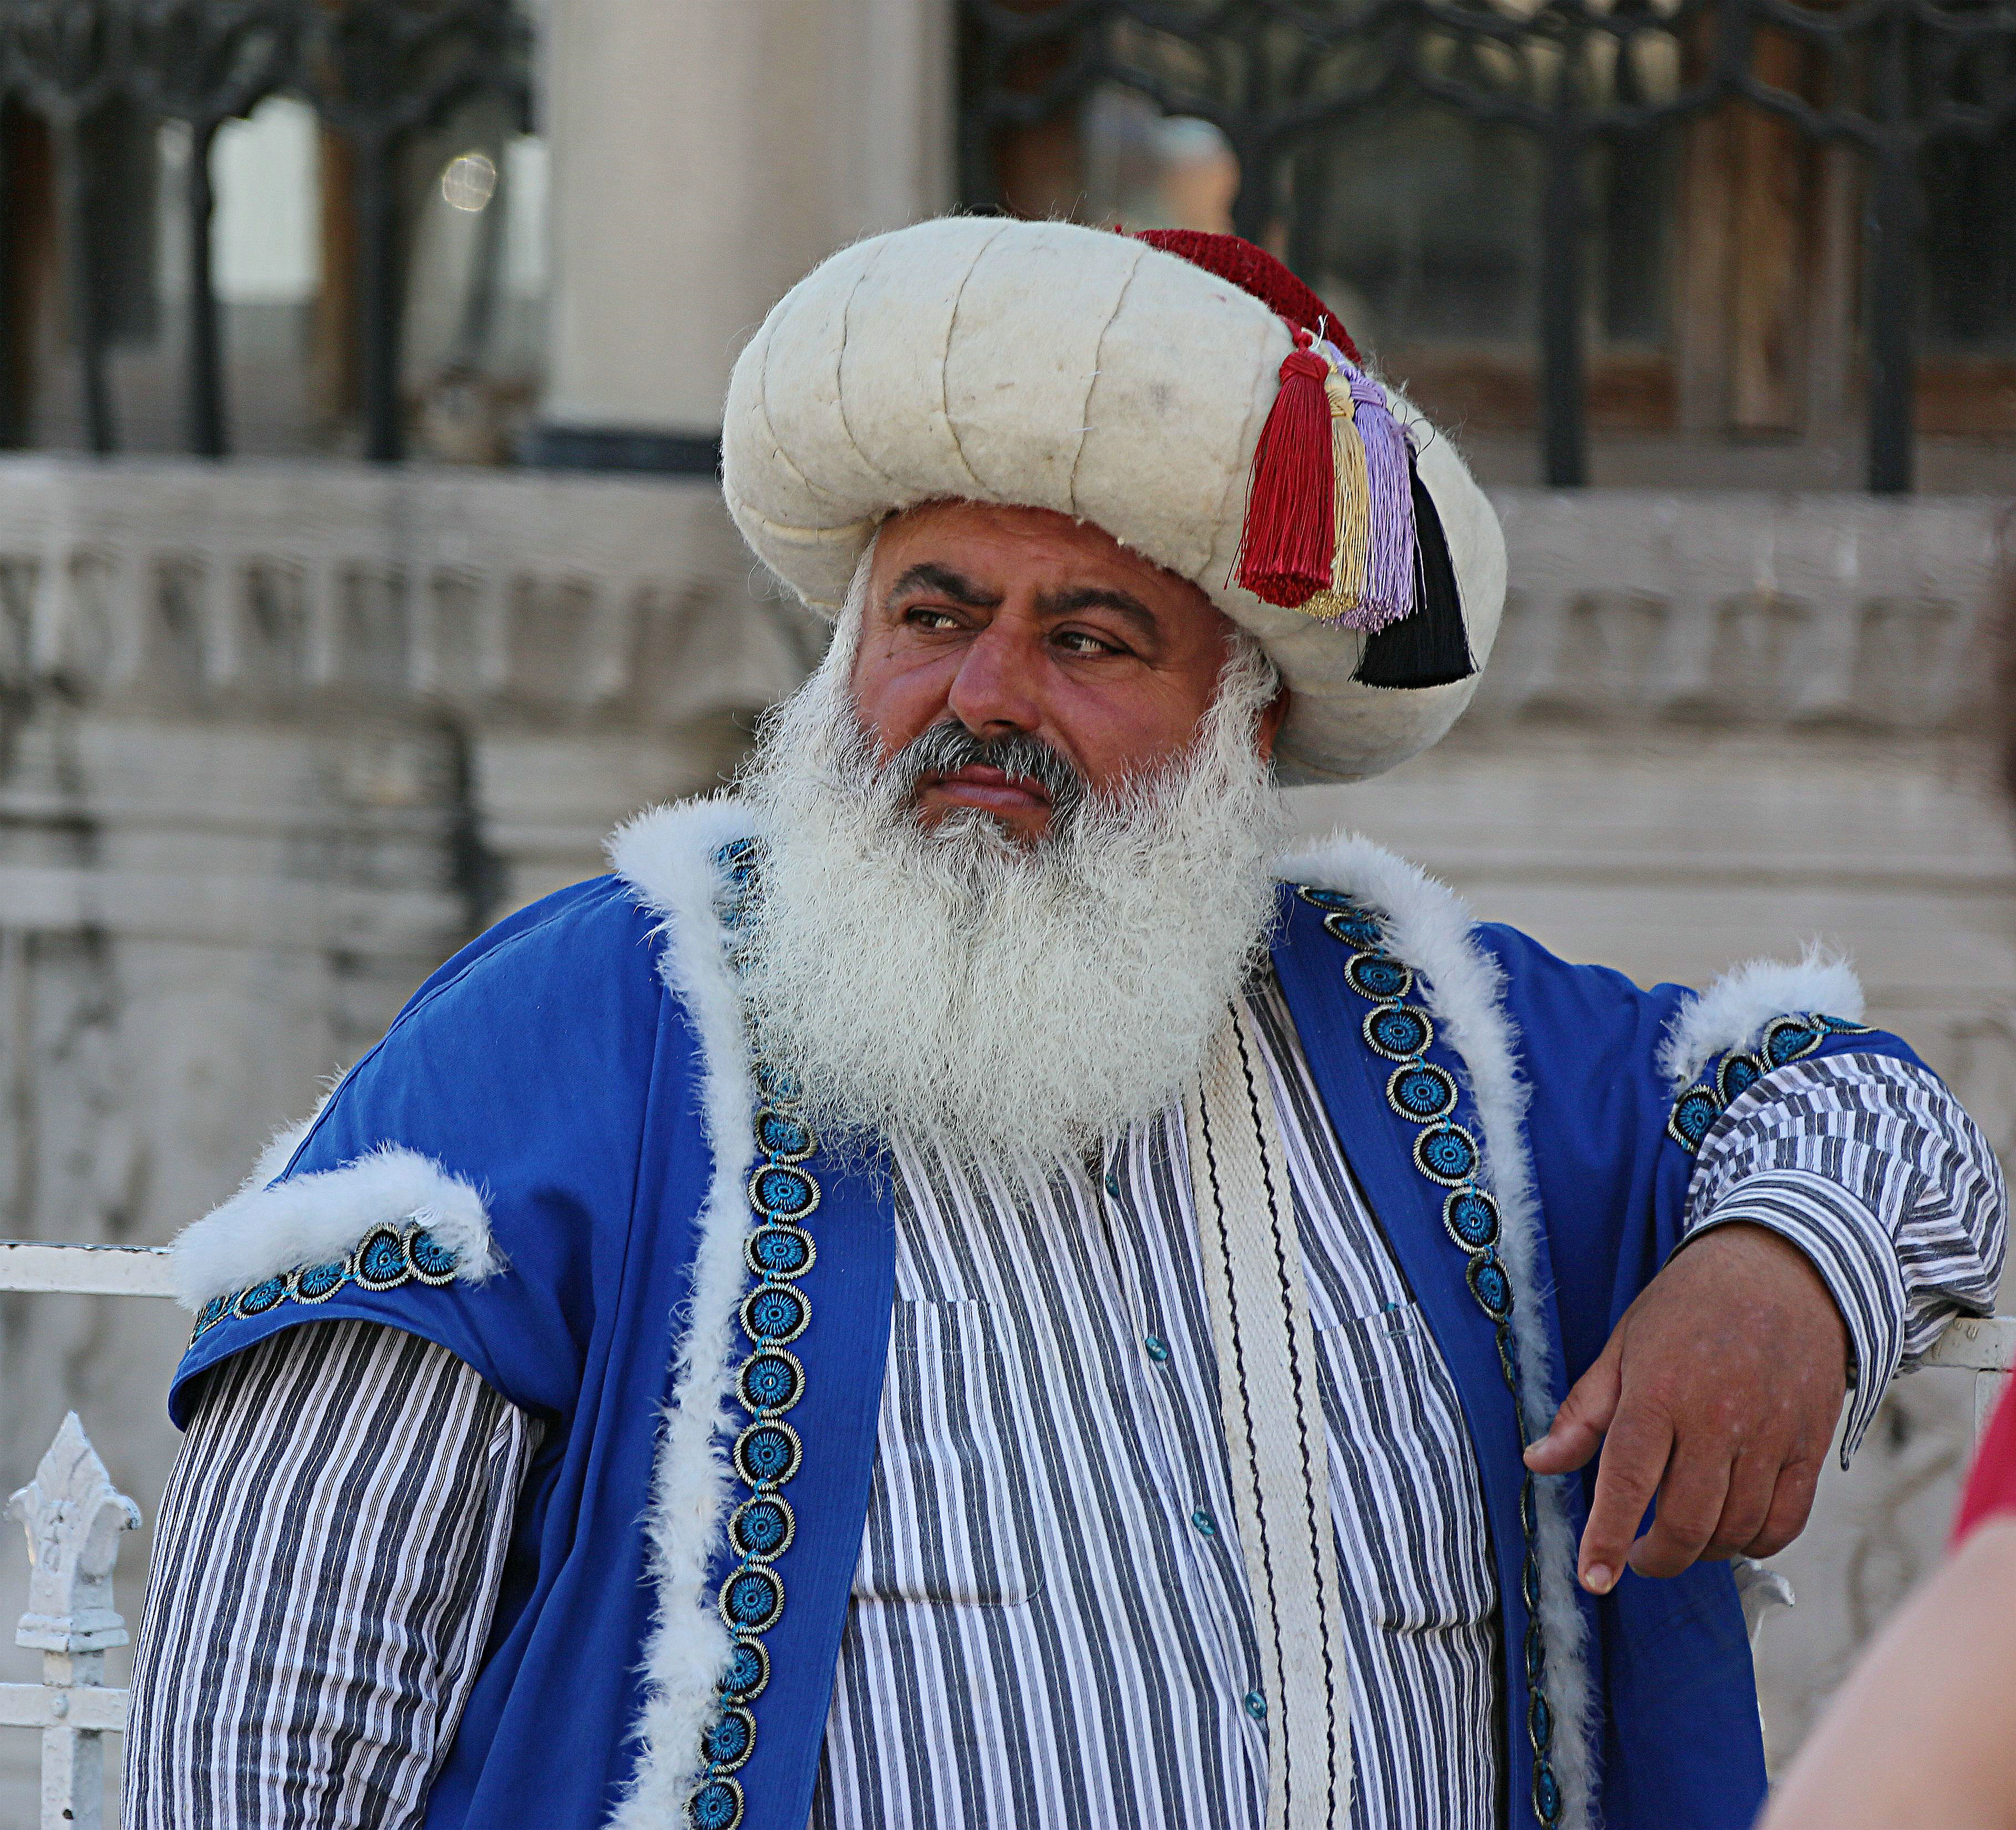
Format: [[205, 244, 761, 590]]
[[168, 1144, 498, 1311], [1275, 828, 1599, 1830], [604, 794, 771, 1828], [1658, 943, 1866, 1093]]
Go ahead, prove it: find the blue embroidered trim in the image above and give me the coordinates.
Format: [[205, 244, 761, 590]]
[[1665, 1013, 1872, 1154], [188, 1219, 462, 1346], [1299, 883, 1564, 1828], [688, 837, 818, 1830]]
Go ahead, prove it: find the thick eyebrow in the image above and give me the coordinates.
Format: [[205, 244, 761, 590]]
[[885, 564, 1164, 647], [884, 561, 1002, 611], [1034, 584, 1162, 643]]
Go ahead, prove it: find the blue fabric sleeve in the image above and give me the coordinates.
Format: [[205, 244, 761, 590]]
[[1473, 921, 1923, 1390], [169, 874, 672, 1428]]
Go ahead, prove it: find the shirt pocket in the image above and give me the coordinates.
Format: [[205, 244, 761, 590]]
[[856, 1296, 1042, 1608], [1314, 1297, 1498, 1636], [1320, 1297, 1439, 1393]]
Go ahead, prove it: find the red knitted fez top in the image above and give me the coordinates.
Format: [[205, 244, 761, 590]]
[[1132, 229, 1361, 364]]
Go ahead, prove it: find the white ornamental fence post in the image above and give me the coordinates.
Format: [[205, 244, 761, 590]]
[[2, 1413, 140, 1830]]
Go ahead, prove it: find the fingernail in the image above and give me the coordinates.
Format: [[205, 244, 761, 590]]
[[1583, 1564, 1613, 1594]]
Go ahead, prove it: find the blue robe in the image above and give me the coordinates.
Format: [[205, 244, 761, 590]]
[[167, 801, 1919, 1830]]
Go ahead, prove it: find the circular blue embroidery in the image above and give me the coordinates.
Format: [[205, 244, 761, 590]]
[[1345, 952, 1414, 1003], [1413, 1123, 1480, 1187], [1295, 885, 1357, 913], [1761, 1015, 1825, 1068], [1315, 888, 1569, 1822], [730, 1494, 796, 1562], [191, 1292, 234, 1340], [1533, 1761, 1563, 1826], [754, 1108, 815, 1163], [748, 1164, 819, 1222], [235, 1276, 287, 1319], [741, 1284, 809, 1346], [1716, 1050, 1765, 1107], [1322, 907, 1385, 950], [1524, 1614, 1547, 1683], [737, 1349, 805, 1415], [686, 1775, 744, 1830], [734, 1420, 803, 1489], [292, 1259, 349, 1304], [1443, 1188, 1501, 1252], [719, 1565, 784, 1635], [744, 1226, 815, 1282], [1362, 1003, 1432, 1061], [1466, 1254, 1512, 1319], [716, 837, 761, 868], [352, 1225, 411, 1291], [1666, 1084, 1721, 1152], [406, 1226, 459, 1286], [1522, 1547, 1543, 1612], [1520, 1475, 1539, 1540], [1387, 1062, 1458, 1124], [1816, 1013, 1871, 1034], [700, 1705, 757, 1772], [1529, 1683, 1554, 1753], [719, 1636, 769, 1704]]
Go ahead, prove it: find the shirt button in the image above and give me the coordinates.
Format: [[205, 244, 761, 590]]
[[1244, 1690, 1268, 1721], [1191, 1507, 1217, 1538], [1144, 1334, 1169, 1363], [1104, 1170, 1122, 1200]]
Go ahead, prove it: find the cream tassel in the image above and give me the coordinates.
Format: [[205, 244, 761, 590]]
[[1298, 369, 1370, 623]]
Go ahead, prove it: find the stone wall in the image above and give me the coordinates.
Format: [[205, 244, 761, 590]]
[[0, 462, 2007, 1812]]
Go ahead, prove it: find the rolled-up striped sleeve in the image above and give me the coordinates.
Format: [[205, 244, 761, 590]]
[[1685, 1052, 2007, 1464], [124, 1319, 539, 1829]]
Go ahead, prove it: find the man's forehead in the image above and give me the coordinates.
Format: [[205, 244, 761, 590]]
[[873, 499, 1205, 608]]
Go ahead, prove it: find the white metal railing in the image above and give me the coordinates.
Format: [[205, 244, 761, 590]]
[[1, 1245, 173, 1830], [0, 1240, 2009, 1830], [1921, 1313, 2016, 1433]]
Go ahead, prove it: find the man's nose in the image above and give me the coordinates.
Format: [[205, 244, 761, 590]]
[[944, 619, 1044, 737]]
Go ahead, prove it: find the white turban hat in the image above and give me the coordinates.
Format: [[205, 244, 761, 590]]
[[721, 215, 1505, 785]]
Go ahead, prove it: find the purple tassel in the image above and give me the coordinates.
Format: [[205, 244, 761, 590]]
[[1324, 346, 1416, 632]]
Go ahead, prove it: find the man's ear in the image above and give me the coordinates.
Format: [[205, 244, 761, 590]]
[[1255, 679, 1291, 766]]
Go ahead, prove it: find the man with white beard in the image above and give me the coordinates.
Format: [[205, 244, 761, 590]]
[[126, 221, 2002, 1830]]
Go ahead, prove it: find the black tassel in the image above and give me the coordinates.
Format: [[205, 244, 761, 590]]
[[1351, 454, 1475, 690]]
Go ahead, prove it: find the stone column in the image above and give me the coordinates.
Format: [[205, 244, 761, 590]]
[[534, 0, 953, 469]]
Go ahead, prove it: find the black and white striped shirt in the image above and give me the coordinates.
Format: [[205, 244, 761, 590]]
[[812, 977, 1502, 1828], [125, 988, 2003, 1829]]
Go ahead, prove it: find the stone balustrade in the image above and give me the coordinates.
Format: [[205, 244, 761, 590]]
[[1480, 491, 2007, 734]]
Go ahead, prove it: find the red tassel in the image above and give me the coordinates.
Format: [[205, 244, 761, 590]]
[[1235, 329, 1337, 609]]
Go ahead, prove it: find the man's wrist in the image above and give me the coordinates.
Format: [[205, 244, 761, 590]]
[[1681, 1219, 1852, 1380], [1687, 1171, 1905, 1464]]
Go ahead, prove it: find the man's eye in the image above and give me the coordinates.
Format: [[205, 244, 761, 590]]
[[1056, 630, 1120, 656], [904, 607, 961, 631]]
